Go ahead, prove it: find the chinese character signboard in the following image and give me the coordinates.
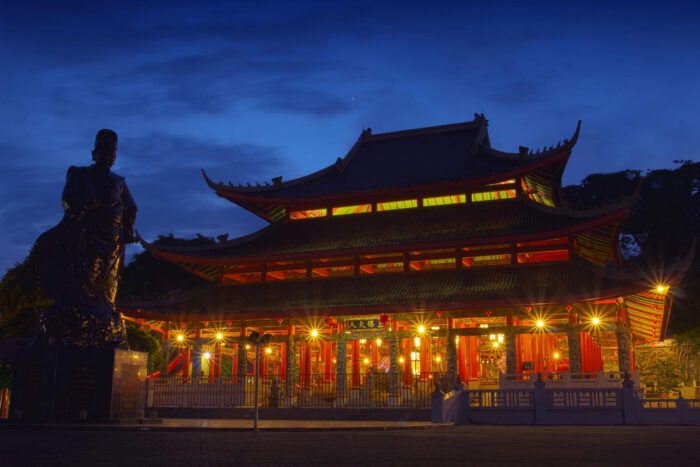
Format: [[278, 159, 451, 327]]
[[346, 318, 380, 331]]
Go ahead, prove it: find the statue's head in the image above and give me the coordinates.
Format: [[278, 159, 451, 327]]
[[92, 129, 118, 170]]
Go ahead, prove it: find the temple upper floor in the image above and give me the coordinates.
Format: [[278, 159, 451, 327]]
[[202, 116, 581, 221]]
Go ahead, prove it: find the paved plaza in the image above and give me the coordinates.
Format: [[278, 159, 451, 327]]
[[0, 424, 698, 466]]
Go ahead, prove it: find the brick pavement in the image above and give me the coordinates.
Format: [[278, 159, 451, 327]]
[[0, 425, 698, 466]]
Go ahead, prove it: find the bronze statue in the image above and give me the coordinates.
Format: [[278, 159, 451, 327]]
[[31, 129, 137, 348]]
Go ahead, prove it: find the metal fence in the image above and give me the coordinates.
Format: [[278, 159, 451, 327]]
[[148, 373, 443, 409]]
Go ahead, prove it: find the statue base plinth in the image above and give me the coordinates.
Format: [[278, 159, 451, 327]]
[[11, 347, 147, 422]]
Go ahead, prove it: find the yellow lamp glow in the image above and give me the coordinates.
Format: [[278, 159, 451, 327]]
[[176, 334, 184, 342], [363, 358, 370, 365], [310, 329, 319, 338], [414, 337, 421, 347], [655, 284, 669, 294], [376, 338, 382, 346], [553, 352, 560, 359], [359, 338, 367, 345], [492, 341, 500, 349], [417, 325, 426, 334], [399, 357, 405, 364], [536, 320, 545, 328], [203, 352, 211, 360], [216, 332, 224, 340], [435, 355, 442, 363], [591, 317, 601, 326], [245, 344, 250, 350], [265, 347, 272, 355]]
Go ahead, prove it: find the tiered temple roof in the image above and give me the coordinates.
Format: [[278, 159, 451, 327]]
[[125, 115, 691, 344]]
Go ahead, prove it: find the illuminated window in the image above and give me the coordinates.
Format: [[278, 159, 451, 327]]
[[463, 244, 510, 252], [521, 175, 555, 206], [332, 204, 372, 216], [462, 254, 511, 267], [312, 265, 355, 278], [517, 237, 567, 248], [266, 268, 307, 281], [486, 179, 516, 186], [517, 250, 569, 264], [224, 272, 263, 284], [471, 189, 517, 202], [360, 262, 404, 275], [289, 208, 327, 220], [376, 199, 418, 211], [422, 194, 466, 207], [409, 258, 456, 271]]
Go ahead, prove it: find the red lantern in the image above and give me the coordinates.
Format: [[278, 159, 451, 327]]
[[227, 321, 233, 326], [203, 321, 209, 326], [324, 316, 337, 327], [485, 310, 492, 317], [566, 305, 572, 312], [379, 314, 390, 330], [525, 306, 532, 313], [436, 311, 443, 317]]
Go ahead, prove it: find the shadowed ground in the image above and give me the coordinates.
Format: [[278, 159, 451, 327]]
[[0, 425, 698, 466]]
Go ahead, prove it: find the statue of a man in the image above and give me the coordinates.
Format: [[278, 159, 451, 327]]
[[32, 129, 137, 348]]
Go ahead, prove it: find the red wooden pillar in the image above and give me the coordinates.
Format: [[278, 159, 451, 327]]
[[402, 336, 412, 386], [420, 336, 432, 379], [281, 342, 287, 379], [352, 340, 360, 386], [182, 348, 191, 379], [371, 340, 378, 368], [458, 331, 468, 383], [324, 341, 333, 381], [469, 335, 479, 379], [303, 342, 312, 386], [216, 343, 223, 377], [515, 319, 522, 375], [531, 333, 540, 374]]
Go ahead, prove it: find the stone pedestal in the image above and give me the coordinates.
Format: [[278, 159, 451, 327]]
[[11, 347, 147, 422]]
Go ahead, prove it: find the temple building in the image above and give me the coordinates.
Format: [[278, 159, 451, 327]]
[[121, 114, 692, 407]]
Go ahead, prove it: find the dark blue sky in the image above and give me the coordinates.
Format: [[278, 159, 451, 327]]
[[1, 0, 699, 273]]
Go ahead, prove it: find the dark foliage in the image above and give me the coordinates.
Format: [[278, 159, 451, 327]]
[[117, 234, 213, 301], [0, 255, 51, 339], [125, 321, 164, 374], [563, 160, 700, 333]]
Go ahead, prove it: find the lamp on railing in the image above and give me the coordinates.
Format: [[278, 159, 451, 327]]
[[248, 330, 272, 431]]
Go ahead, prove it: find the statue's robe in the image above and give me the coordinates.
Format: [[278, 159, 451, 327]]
[[32, 165, 137, 348]]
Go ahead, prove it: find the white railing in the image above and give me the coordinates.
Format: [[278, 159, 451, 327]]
[[548, 389, 621, 409], [499, 371, 640, 390], [467, 390, 533, 409]]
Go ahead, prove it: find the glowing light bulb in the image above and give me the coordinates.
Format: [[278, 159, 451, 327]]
[[592, 317, 601, 326], [176, 334, 184, 342], [417, 325, 426, 334], [435, 355, 442, 363], [536, 320, 545, 328], [376, 338, 382, 346], [203, 352, 211, 360], [656, 284, 668, 294], [311, 329, 318, 338], [359, 338, 367, 345], [399, 357, 405, 364], [492, 341, 500, 349], [265, 347, 272, 355], [363, 358, 369, 365], [553, 352, 561, 359], [216, 332, 224, 340]]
